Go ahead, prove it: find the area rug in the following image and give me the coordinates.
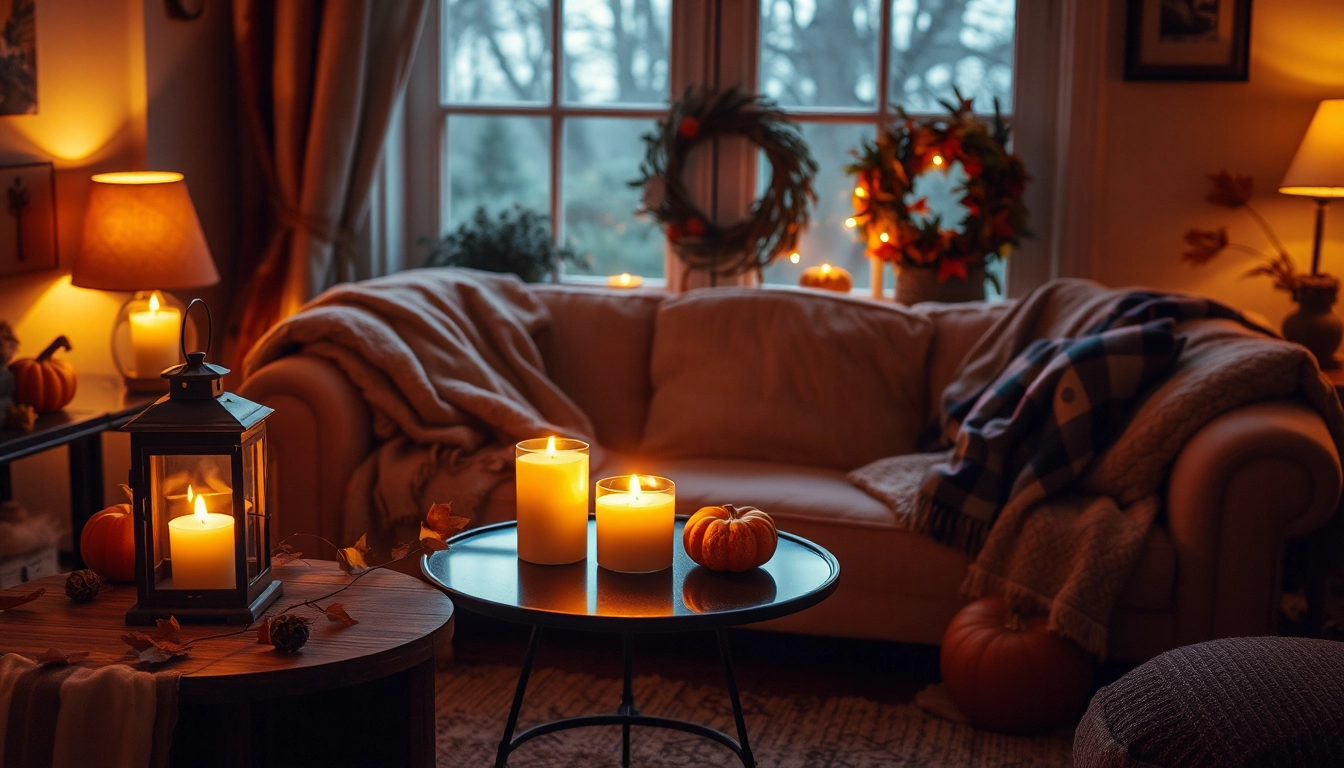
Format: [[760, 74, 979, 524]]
[[435, 663, 1073, 767]]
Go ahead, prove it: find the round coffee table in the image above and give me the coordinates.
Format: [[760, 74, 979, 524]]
[[422, 517, 839, 768]]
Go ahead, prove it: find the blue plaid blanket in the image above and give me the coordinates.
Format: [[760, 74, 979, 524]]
[[916, 292, 1263, 553]]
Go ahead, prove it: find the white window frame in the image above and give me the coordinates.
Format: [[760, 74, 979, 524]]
[[402, 0, 1102, 297]]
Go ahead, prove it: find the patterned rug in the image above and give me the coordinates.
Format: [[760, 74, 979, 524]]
[[435, 663, 1073, 767]]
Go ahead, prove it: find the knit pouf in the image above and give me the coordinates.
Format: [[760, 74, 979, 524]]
[[1074, 637, 1344, 767]]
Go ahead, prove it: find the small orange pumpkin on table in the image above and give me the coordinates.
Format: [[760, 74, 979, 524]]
[[80, 485, 137, 583], [798, 263, 853, 293], [682, 504, 778, 572], [11, 335, 77, 413]]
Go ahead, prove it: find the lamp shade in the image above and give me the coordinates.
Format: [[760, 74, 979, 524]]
[[72, 171, 219, 291], [1280, 100, 1344, 199]]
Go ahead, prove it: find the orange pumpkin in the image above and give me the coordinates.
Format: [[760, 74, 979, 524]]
[[682, 504, 778, 572], [940, 596, 1094, 734], [799, 263, 853, 293], [11, 335, 76, 412], [80, 492, 136, 583]]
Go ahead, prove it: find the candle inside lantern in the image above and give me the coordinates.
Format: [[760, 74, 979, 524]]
[[607, 273, 643, 288], [515, 436, 590, 565], [595, 475, 675, 573], [166, 484, 233, 521], [167, 493, 236, 589], [128, 291, 181, 378]]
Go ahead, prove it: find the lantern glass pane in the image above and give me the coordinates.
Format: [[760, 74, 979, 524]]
[[243, 438, 267, 583], [149, 453, 237, 591]]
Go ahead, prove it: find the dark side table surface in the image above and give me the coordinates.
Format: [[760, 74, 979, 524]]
[[0, 373, 156, 463], [422, 518, 840, 633]]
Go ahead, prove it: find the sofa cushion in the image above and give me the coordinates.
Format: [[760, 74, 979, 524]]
[[641, 287, 934, 471], [912, 301, 1009, 427], [532, 285, 666, 452]]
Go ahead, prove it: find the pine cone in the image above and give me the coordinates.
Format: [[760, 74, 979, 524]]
[[269, 614, 312, 652], [64, 569, 102, 603]]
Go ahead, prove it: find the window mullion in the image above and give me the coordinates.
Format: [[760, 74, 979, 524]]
[[550, 0, 565, 279], [877, 0, 892, 125]]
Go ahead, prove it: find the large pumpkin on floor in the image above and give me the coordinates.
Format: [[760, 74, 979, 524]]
[[10, 335, 77, 412], [683, 504, 777, 572], [940, 596, 1094, 735], [80, 496, 136, 583]]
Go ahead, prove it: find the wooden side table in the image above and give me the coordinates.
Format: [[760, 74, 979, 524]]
[[0, 561, 454, 767]]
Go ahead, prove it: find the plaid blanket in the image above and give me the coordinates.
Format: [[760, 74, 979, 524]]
[[916, 292, 1260, 553]]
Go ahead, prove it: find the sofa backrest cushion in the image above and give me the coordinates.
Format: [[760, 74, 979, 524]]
[[641, 287, 934, 470], [912, 301, 1010, 426], [532, 285, 666, 452]]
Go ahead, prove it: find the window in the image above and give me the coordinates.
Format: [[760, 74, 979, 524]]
[[417, 0, 1022, 290]]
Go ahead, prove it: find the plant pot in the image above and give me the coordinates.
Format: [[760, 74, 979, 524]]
[[895, 263, 987, 305], [1283, 274, 1343, 371]]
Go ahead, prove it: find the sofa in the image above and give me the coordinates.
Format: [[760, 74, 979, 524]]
[[239, 282, 1343, 661]]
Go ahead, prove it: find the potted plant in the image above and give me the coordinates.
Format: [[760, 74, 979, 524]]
[[421, 205, 587, 283]]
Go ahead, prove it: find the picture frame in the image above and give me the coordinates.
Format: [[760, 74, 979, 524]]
[[0, 162, 58, 278], [1124, 0, 1252, 82]]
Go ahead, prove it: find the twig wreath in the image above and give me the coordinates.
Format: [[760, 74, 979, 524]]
[[846, 93, 1028, 283], [633, 88, 817, 280]]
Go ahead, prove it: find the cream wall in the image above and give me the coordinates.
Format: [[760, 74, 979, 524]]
[[1093, 0, 1344, 327]]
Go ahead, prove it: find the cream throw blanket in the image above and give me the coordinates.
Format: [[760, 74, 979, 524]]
[[850, 279, 1344, 656], [244, 269, 597, 540]]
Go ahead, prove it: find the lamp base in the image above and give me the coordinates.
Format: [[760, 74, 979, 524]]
[[1283, 273, 1343, 371], [125, 579, 283, 625]]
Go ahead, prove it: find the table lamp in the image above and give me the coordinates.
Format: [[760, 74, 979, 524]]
[[72, 172, 218, 392], [1279, 99, 1344, 274]]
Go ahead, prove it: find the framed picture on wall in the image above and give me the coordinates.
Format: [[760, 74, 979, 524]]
[[0, 162, 58, 277], [1125, 0, 1252, 81]]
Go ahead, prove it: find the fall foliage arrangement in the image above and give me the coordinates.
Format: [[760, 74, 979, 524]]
[[845, 94, 1028, 284], [1182, 171, 1304, 292], [632, 87, 817, 281]]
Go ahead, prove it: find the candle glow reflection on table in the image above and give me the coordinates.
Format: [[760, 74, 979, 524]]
[[515, 436, 590, 565], [128, 291, 181, 378], [167, 493, 236, 589], [595, 475, 675, 573]]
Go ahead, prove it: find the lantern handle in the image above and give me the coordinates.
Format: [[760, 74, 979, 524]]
[[180, 298, 212, 361]]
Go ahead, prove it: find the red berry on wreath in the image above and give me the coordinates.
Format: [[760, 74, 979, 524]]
[[666, 223, 685, 242], [678, 116, 700, 139], [686, 217, 706, 237]]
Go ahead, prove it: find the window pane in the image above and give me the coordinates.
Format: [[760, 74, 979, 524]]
[[889, 0, 1015, 114], [563, 0, 671, 105], [563, 117, 665, 279], [443, 0, 552, 104], [760, 0, 881, 110], [762, 121, 874, 288], [445, 115, 551, 231]]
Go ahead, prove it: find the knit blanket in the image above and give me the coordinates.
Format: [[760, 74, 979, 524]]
[[850, 279, 1344, 656], [244, 268, 596, 540], [0, 654, 178, 768]]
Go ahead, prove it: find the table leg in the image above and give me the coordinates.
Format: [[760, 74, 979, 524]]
[[408, 655, 437, 768], [496, 624, 541, 768], [67, 434, 104, 568], [717, 629, 756, 768], [620, 633, 638, 768]]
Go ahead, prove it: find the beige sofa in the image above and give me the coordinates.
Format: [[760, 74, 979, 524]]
[[239, 283, 1342, 661]]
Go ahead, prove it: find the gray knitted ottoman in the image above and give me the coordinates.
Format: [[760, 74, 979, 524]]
[[1074, 637, 1344, 767]]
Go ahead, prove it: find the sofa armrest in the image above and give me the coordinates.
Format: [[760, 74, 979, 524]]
[[239, 355, 372, 544], [1166, 400, 1341, 646]]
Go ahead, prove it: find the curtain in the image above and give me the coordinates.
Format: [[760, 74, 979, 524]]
[[229, 0, 428, 367]]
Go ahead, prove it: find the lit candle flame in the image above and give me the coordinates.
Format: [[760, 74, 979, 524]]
[[618, 273, 632, 286], [789, 252, 800, 264], [149, 291, 162, 313], [193, 492, 208, 523], [854, 186, 866, 198], [546, 436, 557, 458], [932, 154, 944, 167], [821, 264, 832, 274], [629, 474, 642, 498], [844, 217, 857, 228], [879, 232, 890, 243], [187, 484, 194, 502]]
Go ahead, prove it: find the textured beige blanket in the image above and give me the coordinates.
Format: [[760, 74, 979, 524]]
[[245, 269, 596, 540], [851, 279, 1344, 656]]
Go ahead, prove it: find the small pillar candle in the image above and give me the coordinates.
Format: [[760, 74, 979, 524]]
[[607, 273, 643, 288], [516, 437, 590, 565], [595, 475, 675, 573], [128, 291, 181, 378], [167, 494, 236, 589]]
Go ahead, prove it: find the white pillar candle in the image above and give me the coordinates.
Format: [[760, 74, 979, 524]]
[[129, 292, 181, 378], [168, 493, 236, 589], [515, 437, 590, 565], [595, 475, 675, 573]]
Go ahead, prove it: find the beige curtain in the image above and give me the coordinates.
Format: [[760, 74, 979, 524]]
[[230, 0, 428, 366]]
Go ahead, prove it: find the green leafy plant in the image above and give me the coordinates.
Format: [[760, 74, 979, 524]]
[[421, 205, 587, 283]]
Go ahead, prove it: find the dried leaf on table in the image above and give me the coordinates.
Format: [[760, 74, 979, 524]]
[[390, 542, 412, 560], [273, 542, 303, 565], [424, 502, 469, 538], [321, 602, 359, 628], [419, 526, 449, 552], [336, 534, 372, 575], [0, 587, 44, 611], [121, 632, 191, 665], [154, 616, 182, 643], [37, 648, 90, 666]]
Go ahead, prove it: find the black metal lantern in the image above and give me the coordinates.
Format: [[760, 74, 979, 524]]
[[123, 300, 280, 625]]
